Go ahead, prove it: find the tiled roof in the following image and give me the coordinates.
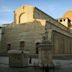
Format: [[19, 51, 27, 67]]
[[63, 10, 72, 21]]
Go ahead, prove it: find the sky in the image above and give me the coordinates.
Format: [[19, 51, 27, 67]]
[[0, 0, 72, 25]]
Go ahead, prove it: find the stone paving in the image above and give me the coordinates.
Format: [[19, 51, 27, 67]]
[[0, 66, 72, 72], [0, 67, 58, 72], [0, 57, 72, 72]]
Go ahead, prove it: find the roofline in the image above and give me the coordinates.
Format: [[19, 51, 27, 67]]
[[34, 7, 57, 21]]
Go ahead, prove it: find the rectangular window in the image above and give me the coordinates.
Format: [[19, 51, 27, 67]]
[[29, 57, 31, 64], [7, 44, 11, 51], [36, 42, 40, 54], [20, 41, 25, 50]]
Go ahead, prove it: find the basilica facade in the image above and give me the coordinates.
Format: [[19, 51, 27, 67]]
[[1, 5, 72, 66]]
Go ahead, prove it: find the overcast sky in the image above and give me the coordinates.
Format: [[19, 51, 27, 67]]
[[0, 0, 72, 25]]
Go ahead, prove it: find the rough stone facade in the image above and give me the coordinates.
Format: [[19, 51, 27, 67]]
[[1, 21, 45, 53], [1, 5, 72, 66], [1, 5, 72, 54]]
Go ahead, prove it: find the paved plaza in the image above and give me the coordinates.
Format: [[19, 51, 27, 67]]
[[0, 66, 72, 72], [0, 56, 72, 72]]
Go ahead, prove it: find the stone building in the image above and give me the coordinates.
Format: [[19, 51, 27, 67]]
[[0, 27, 2, 50], [1, 5, 72, 66]]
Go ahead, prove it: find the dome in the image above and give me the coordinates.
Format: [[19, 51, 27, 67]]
[[63, 10, 72, 21]]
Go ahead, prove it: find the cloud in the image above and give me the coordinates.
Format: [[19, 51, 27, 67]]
[[1, 6, 13, 12], [0, 6, 13, 25], [0, 5, 13, 13]]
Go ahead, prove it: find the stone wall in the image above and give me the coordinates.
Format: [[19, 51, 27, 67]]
[[1, 21, 45, 53], [52, 30, 72, 55], [1, 5, 72, 55]]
